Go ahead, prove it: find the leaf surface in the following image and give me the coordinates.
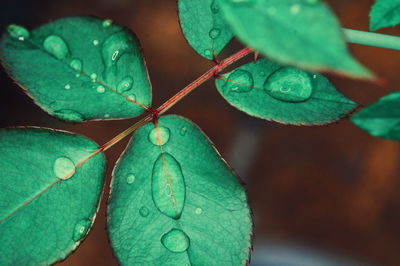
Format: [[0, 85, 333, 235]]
[[0, 127, 105, 265], [215, 59, 357, 125], [178, 0, 233, 59], [107, 115, 252, 265], [1, 17, 152, 122], [351, 91, 400, 140], [370, 0, 400, 31], [217, 0, 372, 79]]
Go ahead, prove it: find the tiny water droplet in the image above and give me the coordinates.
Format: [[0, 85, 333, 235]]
[[7, 24, 30, 40], [117, 76, 134, 93], [312, 74, 317, 79], [224, 69, 254, 93], [43, 35, 70, 60], [152, 153, 186, 219], [209, 28, 221, 39], [102, 19, 113, 27], [54, 157, 76, 180], [195, 208, 202, 215], [70, 59, 82, 72], [210, 0, 219, 13], [64, 84, 71, 90], [54, 109, 84, 122], [161, 229, 190, 253], [179, 127, 187, 136], [97, 86, 106, 93], [263, 67, 313, 102], [72, 219, 91, 242], [76, 73, 80, 78], [139, 206, 149, 217], [90, 73, 97, 80], [104, 114, 110, 118], [148, 126, 171, 146], [128, 94, 137, 102], [126, 174, 136, 184], [290, 4, 301, 14], [93, 40, 99, 46], [204, 49, 212, 57]]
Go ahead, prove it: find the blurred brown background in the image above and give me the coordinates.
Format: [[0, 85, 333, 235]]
[[1, 0, 400, 265]]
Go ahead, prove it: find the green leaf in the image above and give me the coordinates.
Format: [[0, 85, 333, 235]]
[[107, 115, 252, 265], [0, 127, 105, 265], [215, 59, 357, 125], [0, 17, 152, 122], [217, 0, 372, 79], [178, 0, 233, 60], [351, 91, 400, 141], [370, 0, 400, 31]]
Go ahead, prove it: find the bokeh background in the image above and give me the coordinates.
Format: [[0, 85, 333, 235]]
[[1, 0, 400, 265]]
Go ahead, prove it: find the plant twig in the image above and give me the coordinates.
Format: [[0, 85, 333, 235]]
[[344, 28, 400, 50]]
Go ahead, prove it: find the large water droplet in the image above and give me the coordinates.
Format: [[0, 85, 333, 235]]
[[224, 69, 254, 93], [195, 208, 202, 215], [70, 59, 82, 72], [152, 153, 186, 219], [126, 174, 136, 184], [64, 84, 71, 90], [210, 0, 219, 13], [72, 219, 91, 242], [43, 35, 69, 60], [117, 76, 134, 93], [93, 40, 99, 46], [7, 24, 30, 40], [139, 206, 149, 217], [97, 86, 106, 93], [90, 73, 97, 81], [54, 109, 84, 122], [161, 228, 190, 253], [54, 157, 76, 180], [209, 28, 221, 39], [148, 126, 170, 146], [263, 67, 313, 102]]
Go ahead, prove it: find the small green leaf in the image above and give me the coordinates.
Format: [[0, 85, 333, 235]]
[[178, 0, 233, 60], [0, 128, 106, 265], [0, 17, 152, 122], [215, 59, 357, 125], [351, 91, 400, 140], [217, 0, 372, 79], [107, 115, 252, 265], [370, 0, 400, 31]]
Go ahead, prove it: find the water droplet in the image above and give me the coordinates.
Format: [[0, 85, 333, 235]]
[[139, 206, 149, 217], [209, 28, 221, 39], [312, 74, 317, 79], [126, 174, 136, 184], [54, 109, 84, 122], [112, 50, 119, 61], [263, 67, 313, 102], [43, 35, 69, 60], [64, 84, 71, 90], [148, 126, 171, 146], [161, 229, 190, 253], [290, 4, 301, 14], [90, 73, 97, 80], [104, 114, 110, 118], [70, 59, 82, 72], [128, 94, 137, 102], [195, 208, 202, 215], [224, 69, 254, 93], [72, 219, 91, 242], [204, 49, 212, 57], [117, 76, 134, 93], [7, 24, 30, 40], [260, 71, 266, 77], [102, 19, 113, 27], [97, 86, 106, 93], [152, 153, 186, 219], [179, 127, 187, 136], [93, 40, 99, 46], [210, 0, 219, 13], [54, 157, 76, 180], [76, 73, 81, 78]]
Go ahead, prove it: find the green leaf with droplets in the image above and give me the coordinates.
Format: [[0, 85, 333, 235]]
[[107, 115, 252, 265], [351, 91, 400, 140], [215, 59, 357, 125], [0, 16, 152, 122], [0, 127, 105, 265], [370, 0, 400, 31], [178, 0, 233, 60], [217, 0, 373, 79]]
